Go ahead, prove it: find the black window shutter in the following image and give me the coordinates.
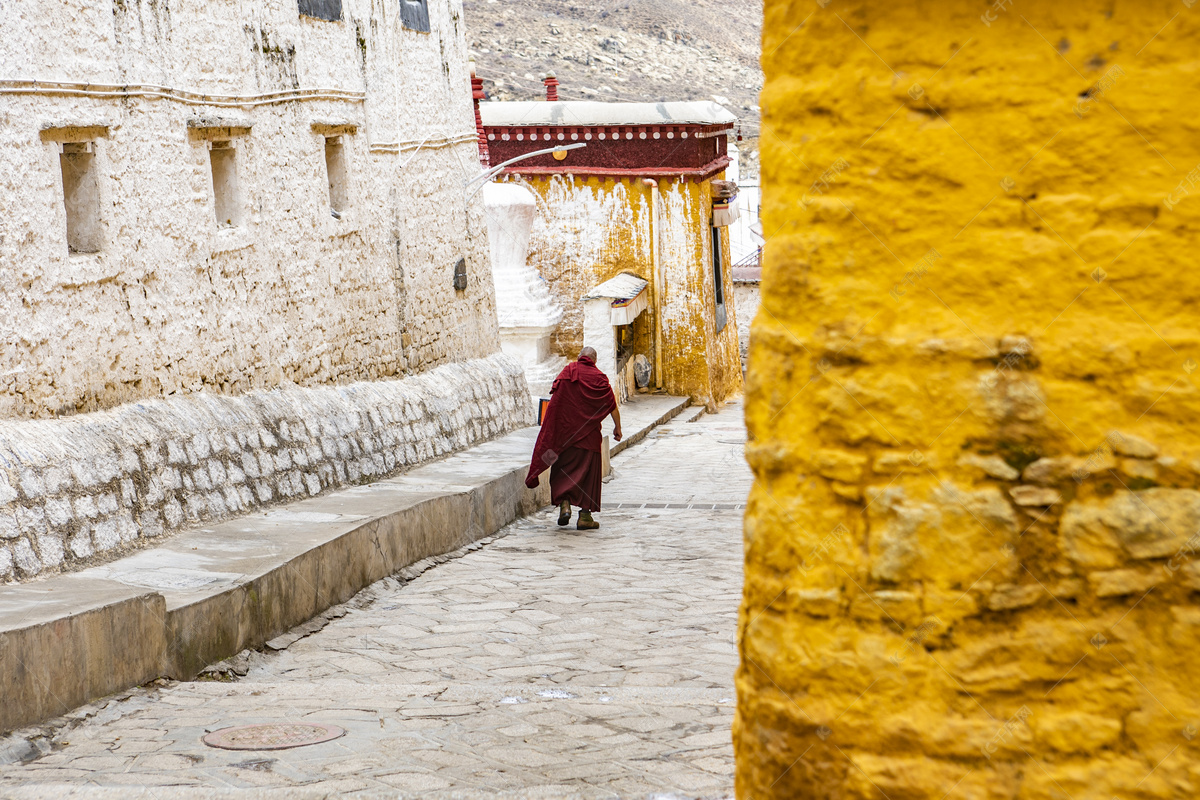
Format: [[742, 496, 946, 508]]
[[298, 0, 342, 21], [400, 0, 430, 32]]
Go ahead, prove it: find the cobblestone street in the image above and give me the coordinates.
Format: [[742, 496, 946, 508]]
[[0, 401, 750, 800]]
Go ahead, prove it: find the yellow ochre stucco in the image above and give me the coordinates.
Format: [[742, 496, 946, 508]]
[[739, 1, 1200, 797], [514, 173, 742, 407]]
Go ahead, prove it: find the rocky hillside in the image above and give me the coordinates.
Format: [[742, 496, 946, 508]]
[[461, 0, 762, 179]]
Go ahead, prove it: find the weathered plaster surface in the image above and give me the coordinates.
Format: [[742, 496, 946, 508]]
[[511, 173, 742, 407], [0, 353, 532, 582], [733, 283, 759, 370], [739, 2, 1200, 797], [0, 0, 498, 419]]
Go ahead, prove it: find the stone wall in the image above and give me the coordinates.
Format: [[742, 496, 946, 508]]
[[0, 0, 499, 420], [0, 354, 532, 582], [739, 1, 1200, 798]]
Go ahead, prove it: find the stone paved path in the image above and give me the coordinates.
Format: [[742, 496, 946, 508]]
[[0, 400, 750, 800]]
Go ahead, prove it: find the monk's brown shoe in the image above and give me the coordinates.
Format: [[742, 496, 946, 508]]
[[557, 501, 571, 526], [576, 512, 599, 531]]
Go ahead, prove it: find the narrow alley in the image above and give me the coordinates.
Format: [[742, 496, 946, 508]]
[[0, 402, 751, 800]]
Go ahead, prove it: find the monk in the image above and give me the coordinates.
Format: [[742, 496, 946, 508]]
[[525, 347, 622, 530]]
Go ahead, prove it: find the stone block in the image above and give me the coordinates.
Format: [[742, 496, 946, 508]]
[[872, 450, 929, 474], [0, 510, 17, 540], [958, 453, 1019, 481], [1110, 432, 1158, 459], [1022, 456, 1077, 485], [93, 519, 120, 551], [1088, 568, 1161, 597], [12, 538, 41, 575], [1010, 486, 1061, 506], [15, 505, 47, 535], [789, 588, 841, 617], [43, 498, 73, 527], [166, 440, 187, 464], [18, 470, 44, 499], [0, 474, 15, 505], [1119, 458, 1157, 481], [1062, 488, 1200, 566], [42, 467, 69, 495], [34, 533, 64, 567], [814, 448, 868, 483], [68, 529, 93, 558], [986, 583, 1045, 610], [97, 493, 118, 514]]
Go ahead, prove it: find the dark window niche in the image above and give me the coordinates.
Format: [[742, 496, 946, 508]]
[[324, 136, 349, 216], [711, 225, 727, 333], [59, 142, 103, 254], [400, 0, 430, 32], [209, 142, 242, 228], [299, 0, 342, 22]]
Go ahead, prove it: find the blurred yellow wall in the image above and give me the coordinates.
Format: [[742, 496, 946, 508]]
[[738, 1, 1200, 797]]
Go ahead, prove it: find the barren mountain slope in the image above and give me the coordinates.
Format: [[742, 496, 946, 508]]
[[462, 0, 762, 177]]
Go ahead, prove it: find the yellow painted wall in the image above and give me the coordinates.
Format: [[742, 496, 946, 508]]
[[739, 1, 1200, 798], [515, 173, 742, 406], [659, 175, 744, 408]]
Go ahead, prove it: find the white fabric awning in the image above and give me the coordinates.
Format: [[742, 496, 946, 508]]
[[583, 272, 650, 326]]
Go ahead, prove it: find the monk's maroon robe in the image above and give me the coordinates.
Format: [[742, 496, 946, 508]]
[[525, 356, 616, 511]]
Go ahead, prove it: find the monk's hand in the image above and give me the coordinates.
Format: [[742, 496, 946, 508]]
[[613, 425, 623, 442]]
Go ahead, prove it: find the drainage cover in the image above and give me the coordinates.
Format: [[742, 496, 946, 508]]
[[203, 722, 346, 751]]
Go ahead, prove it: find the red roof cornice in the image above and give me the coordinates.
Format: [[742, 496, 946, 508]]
[[502, 154, 732, 182]]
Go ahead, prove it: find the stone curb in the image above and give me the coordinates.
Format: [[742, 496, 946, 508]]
[[610, 395, 690, 457], [0, 788, 730, 799], [0, 396, 688, 735], [0, 433, 547, 735]]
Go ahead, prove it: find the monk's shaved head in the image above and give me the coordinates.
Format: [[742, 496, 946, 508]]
[[579, 347, 597, 361]]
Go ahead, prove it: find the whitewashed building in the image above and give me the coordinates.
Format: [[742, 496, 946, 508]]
[[0, 0, 532, 581]]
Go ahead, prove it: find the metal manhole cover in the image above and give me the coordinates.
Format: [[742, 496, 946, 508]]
[[203, 722, 346, 750]]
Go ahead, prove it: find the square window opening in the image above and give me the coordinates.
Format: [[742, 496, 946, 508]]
[[59, 142, 102, 253], [711, 225, 727, 332], [400, 0, 430, 32], [324, 136, 349, 216], [298, 0, 342, 21], [209, 142, 241, 228]]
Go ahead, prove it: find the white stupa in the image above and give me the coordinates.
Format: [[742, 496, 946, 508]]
[[482, 182, 565, 402]]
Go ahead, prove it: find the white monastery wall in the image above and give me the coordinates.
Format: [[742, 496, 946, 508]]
[[733, 283, 759, 371], [0, 0, 532, 583], [0, 0, 499, 420]]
